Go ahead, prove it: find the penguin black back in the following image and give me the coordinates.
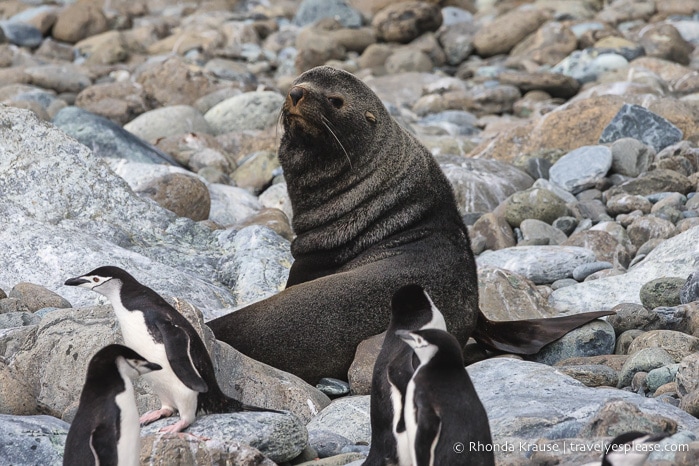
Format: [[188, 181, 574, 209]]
[[365, 284, 446, 466], [65, 266, 279, 434], [400, 328, 494, 466]]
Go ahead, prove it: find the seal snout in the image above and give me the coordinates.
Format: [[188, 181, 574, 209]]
[[288, 86, 305, 106]]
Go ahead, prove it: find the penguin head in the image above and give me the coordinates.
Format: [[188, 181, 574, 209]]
[[65, 266, 134, 298], [390, 284, 446, 331], [88, 344, 161, 382], [395, 329, 439, 364], [601, 431, 668, 466]]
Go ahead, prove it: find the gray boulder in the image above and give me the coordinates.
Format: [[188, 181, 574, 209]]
[[550, 226, 699, 314], [142, 412, 307, 464], [476, 246, 596, 284], [0, 414, 69, 465], [437, 155, 534, 214]]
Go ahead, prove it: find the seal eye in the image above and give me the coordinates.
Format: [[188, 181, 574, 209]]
[[327, 96, 344, 109]]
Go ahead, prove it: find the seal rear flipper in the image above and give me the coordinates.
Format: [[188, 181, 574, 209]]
[[472, 310, 615, 355]]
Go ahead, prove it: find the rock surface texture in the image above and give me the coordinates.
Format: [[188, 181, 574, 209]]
[[3, 0, 699, 464]]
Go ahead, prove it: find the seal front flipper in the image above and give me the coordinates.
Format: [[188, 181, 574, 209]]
[[156, 319, 208, 393], [472, 310, 616, 355]]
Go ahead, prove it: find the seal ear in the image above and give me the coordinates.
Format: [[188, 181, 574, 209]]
[[365, 111, 377, 124]]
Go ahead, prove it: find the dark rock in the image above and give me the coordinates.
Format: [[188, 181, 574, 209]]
[[530, 320, 616, 366], [498, 70, 580, 99], [53, 107, 179, 166], [599, 104, 684, 153], [573, 261, 613, 281], [316, 378, 350, 397], [0, 21, 43, 48], [680, 271, 699, 304]]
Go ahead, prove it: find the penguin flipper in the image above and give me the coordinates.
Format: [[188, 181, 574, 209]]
[[90, 423, 118, 466], [473, 310, 615, 355], [414, 403, 441, 466], [158, 320, 209, 393]]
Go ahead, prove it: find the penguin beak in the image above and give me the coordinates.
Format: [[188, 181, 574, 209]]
[[395, 330, 414, 342], [64, 276, 90, 287], [143, 362, 162, 373]]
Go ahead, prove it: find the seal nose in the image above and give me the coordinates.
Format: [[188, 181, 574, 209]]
[[289, 86, 304, 106]]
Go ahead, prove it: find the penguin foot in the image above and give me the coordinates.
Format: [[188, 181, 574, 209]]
[[140, 407, 175, 426], [158, 418, 192, 433]]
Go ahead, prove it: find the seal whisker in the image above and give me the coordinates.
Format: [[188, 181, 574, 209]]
[[321, 115, 352, 169]]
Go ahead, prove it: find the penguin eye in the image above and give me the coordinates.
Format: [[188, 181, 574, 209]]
[[328, 96, 343, 109], [92, 277, 99, 282]]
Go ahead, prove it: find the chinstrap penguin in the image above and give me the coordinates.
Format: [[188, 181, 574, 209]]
[[397, 328, 494, 466], [581, 431, 669, 466], [65, 265, 279, 433], [364, 284, 447, 466], [63, 344, 161, 466]]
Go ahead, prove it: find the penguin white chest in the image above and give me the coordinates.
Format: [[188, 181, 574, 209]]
[[111, 305, 194, 411], [114, 379, 140, 466]]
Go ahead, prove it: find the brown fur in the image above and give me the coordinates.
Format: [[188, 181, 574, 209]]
[[207, 67, 612, 383]]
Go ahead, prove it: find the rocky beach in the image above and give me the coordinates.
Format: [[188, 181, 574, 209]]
[[3, 0, 699, 464]]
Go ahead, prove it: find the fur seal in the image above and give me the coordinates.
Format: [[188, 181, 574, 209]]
[[65, 266, 277, 433], [398, 328, 494, 466], [207, 66, 612, 383]]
